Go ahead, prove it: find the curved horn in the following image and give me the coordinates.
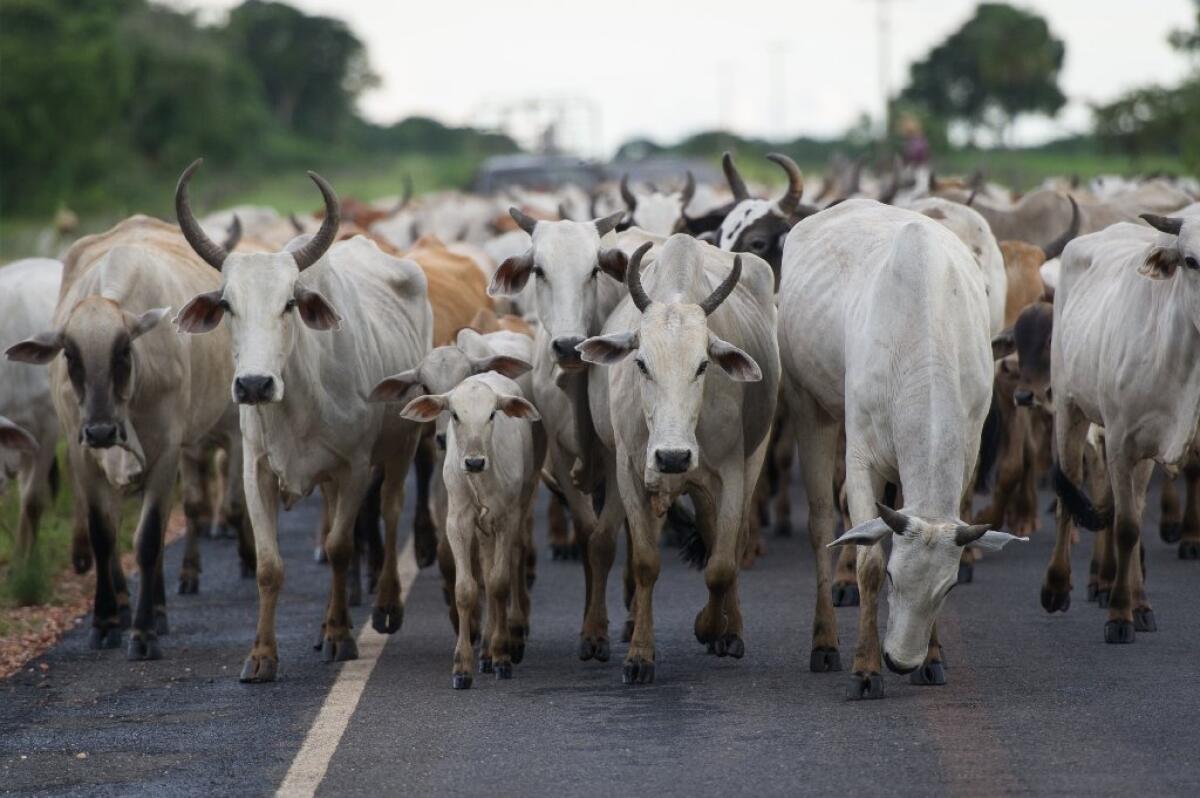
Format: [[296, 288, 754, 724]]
[[1141, 213, 1184, 237], [965, 186, 979, 206], [722, 152, 749, 201], [594, 210, 624, 237], [292, 171, 340, 271], [394, 174, 413, 213], [175, 159, 230, 271], [626, 242, 654, 313], [699, 255, 742, 316], [679, 170, 695, 206], [222, 214, 243, 252], [1042, 196, 1081, 260], [509, 206, 538, 235], [557, 201, 572, 221], [620, 174, 638, 211], [767, 152, 804, 216], [289, 212, 305, 234]]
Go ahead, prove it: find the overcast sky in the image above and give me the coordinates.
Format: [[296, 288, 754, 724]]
[[184, 0, 1196, 155]]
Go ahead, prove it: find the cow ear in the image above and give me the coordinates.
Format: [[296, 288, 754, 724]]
[[472, 355, 531, 379], [399, 394, 447, 423], [828, 517, 892, 548], [174, 291, 225, 334], [5, 330, 64, 364], [598, 248, 628, 281], [577, 331, 638, 365], [956, 524, 1026, 551], [0, 418, 37, 453], [294, 287, 342, 331], [369, 369, 419, 403], [498, 394, 540, 421], [490, 252, 534, 296], [707, 335, 762, 382], [1139, 246, 1181, 280], [455, 327, 487, 351], [991, 327, 1016, 360], [128, 306, 171, 340]]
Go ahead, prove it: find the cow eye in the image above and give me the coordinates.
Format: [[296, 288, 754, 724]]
[[489, 410, 496, 421], [451, 411, 459, 422], [1186, 256, 1199, 271], [590, 266, 600, 279], [635, 357, 649, 376], [532, 266, 545, 278], [750, 238, 768, 252], [284, 298, 297, 313], [218, 298, 234, 316], [695, 360, 708, 377]]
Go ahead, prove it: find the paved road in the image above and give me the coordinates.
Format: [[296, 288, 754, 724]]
[[2, 475, 1199, 797]]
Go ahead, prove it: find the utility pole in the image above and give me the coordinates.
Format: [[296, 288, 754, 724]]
[[870, 0, 902, 138]]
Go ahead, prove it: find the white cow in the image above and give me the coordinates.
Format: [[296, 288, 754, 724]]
[[619, 172, 695, 236], [399, 372, 541, 688], [1043, 208, 1200, 645], [778, 200, 1021, 700], [173, 160, 431, 682], [581, 235, 780, 683]]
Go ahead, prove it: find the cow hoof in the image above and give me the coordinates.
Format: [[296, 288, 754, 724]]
[[452, 672, 472, 690], [1179, 540, 1200, 560], [1040, 586, 1071, 614], [525, 571, 536, 590], [88, 626, 122, 650], [909, 660, 946, 686], [371, 604, 403, 635], [240, 561, 255, 579], [239, 655, 278, 683], [313, 546, 327, 564], [847, 671, 885, 700], [495, 661, 513, 680], [414, 524, 438, 569], [809, 647, 842, 673], [1134, 608, 1157, 632], [178, 573, 199, 595], [957, 563, 974, 585], [713, 634, 744, 659], [1160, 521, 1183, 544], [479, 656, 494, 674], [1086, 583, 1099, 602], [321, 635, 358, 663], [72, 551, 93, 575], [154, 612, 169, 636], [622, 657, 655, 685], [621, 619, 635, 643], [832, 583, 859, 607], [773, 520, 792, 538], [1096, 590, 1110, 608], [126, 633, 162, 662], [118, 606, 132, 630], [578, 637, 610, 662], [1104, 620, 1135, 644]]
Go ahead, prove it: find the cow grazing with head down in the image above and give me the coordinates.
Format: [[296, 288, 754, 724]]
[[778, 200, 1023, 700], [172, 160, 431, 682], [6, 215, 245, 660], [1043, 209, 1200, 645], [619, 172, 696, 236], [580, 236, 779, 683]]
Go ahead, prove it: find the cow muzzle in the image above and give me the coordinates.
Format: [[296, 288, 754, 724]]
[[81, 421, 124, 449], [883, 650, 919, 675], [1013, 389, 1034, 407], [234, 374, 279, 405], [551, 336, 586, 369], [463, 456, 487, 473], [653, 448, 693, 475]]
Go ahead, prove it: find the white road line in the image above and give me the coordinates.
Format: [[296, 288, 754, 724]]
[[276, 538, 420, 798]]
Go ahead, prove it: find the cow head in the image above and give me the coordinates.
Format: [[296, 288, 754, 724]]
[[369, 340, 530, 450], [578, 241, 761, 484], [0, 416, 38, 495], [173, 159, 343, 405], [399, 378, 538, 473], [1139, 214, 1200, 292], [6, 297, 169, 451], [716, 152, 817, 289], [830, 503, 1022, 673], [488, 208, 627, 370], [620, 172, 696, 236], [992, 301, 1053, 409]]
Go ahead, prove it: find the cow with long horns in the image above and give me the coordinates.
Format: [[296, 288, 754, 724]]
[[579, 235, 779, 683], [172, 160, 432, 682]]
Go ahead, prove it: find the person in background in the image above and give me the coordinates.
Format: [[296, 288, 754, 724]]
[[899, 112, 930, 167]]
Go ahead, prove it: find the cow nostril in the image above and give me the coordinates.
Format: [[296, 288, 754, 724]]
[[551, 337, 584, 362], [464, 457, 486, 473], [83, 423, 118, 448], [1014, 389, 1034, 407], [235, 375, 274, 404], [654, 449, 692, 474]]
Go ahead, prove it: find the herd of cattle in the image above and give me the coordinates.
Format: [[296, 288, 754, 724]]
[[1, 151, 1197, 697]]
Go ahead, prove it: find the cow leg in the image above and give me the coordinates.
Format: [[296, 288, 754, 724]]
[[845, 460, 887, 700], [1041, 403, 1090, 613], [447, 508, 478, 689], [509, 509, 534, 662], [1087, 443, 1116, 605], [618, 463, 662, 685], [70, 484, 92, 575], [479, 525, 514, 679], [553, 449, 606, 662], [547, 489, 571, 559], [216, 432, 255, 577], [1011, 412, 1041, 536], [1104, 455, 1154, 643], [178, 448, 207, 595], [1177, 460, 1200, 559], [76, 444, 123, 650], [772, 410, 795, 538], [1159, 468, 1182, 544], [697, 446, 758, 659], [14, 443, 54, 562], [831, 428, 859, 606], [319, 472, 366, 662], [909, 622, 946, 686], [788, 385, 841, 673], [372, 456, 412, 636], [976, 399, 1021, 531], [241, 456, 283, 682], [412, 433, 438, 568], [127, 448, 178, 661]]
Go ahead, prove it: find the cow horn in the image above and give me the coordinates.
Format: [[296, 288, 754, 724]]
[[626, 242, 654, 312], [722, 152, 749, 201], [767, 153, 804, 216], [680, 170, 696, 206], [965, 186, 979, 207], [175, 159, 230, 271], [222, 214, 243, 252], [699, 255, 742, 316], [876, 503, 910, 536], [595, 210, 624, 237], [620, 174, 638, 211], [557, 201, 572, 221], [509, 206, 538, 235], [292, 171, 340, 271], [1043, 197, 1081, 260], [289, 212, 305, 234], [1141, 213, 1184, 237]]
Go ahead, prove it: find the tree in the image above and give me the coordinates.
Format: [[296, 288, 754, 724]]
[[899, 3, 1066, 145]]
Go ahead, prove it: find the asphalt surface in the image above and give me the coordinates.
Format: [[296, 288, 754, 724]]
[[2, 473, 1199, 797]]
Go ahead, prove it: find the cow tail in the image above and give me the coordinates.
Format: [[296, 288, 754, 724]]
[[975, 392, 1002, 494], [668, 500, 707, 569], [1052, 463, 1111, 531]]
